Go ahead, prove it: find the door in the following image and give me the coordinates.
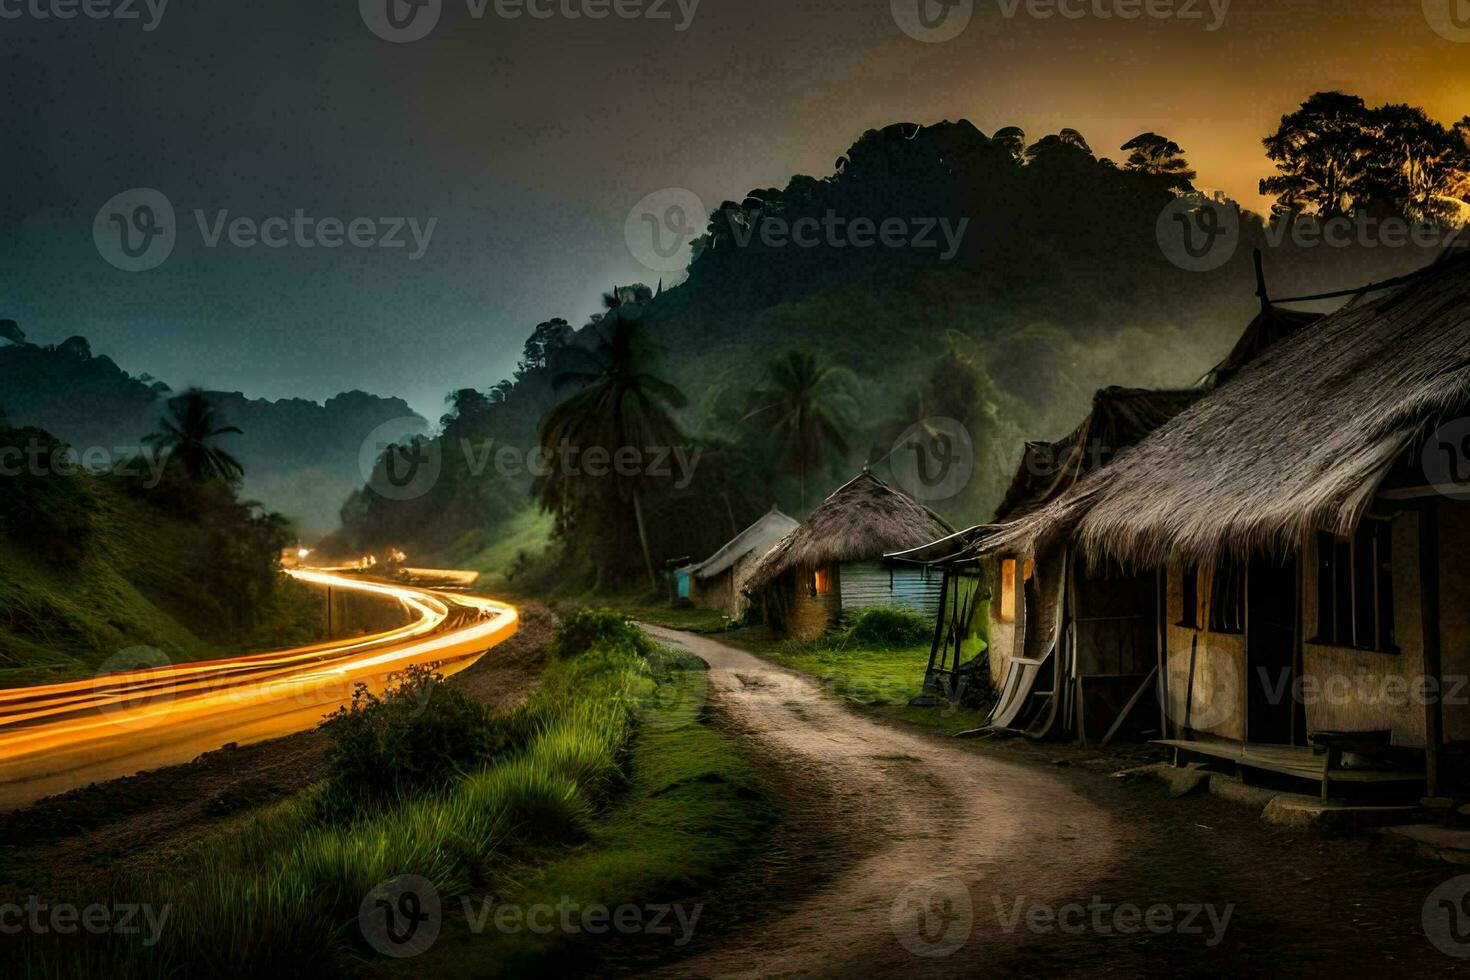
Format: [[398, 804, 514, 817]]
[[1247, 556, 1298, 744]]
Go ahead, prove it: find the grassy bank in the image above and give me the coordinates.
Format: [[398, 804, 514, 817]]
[[11, 613, 765, 978]]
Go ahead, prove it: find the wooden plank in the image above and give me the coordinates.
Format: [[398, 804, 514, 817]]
[[1101, 665, 1160, 747]]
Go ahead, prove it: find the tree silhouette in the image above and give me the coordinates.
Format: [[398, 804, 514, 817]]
[[742, 350, 855, 511], [1122, 133, 1197, 191], [536, 305, 686, 588], [145, 389, 245, 483], [0, 320, 24, 346]]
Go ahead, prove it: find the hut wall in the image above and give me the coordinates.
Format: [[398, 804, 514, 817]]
[[728, 551, 766, 619], [787, 566, 841, 640], [838, 561, 944, 618], [1302, 512, 1428, 747], [695, 567, 737, 617], [1164, 561, 1247, 741], [1439, 500, 1470, 745], [986, 558, 1018, 689]]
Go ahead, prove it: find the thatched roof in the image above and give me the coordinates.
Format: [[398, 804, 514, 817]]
[[689, 507, 799, 579], [979, 251, 1470, 568], [746, 472, 954, 592], [994, 386, 1202, 524]]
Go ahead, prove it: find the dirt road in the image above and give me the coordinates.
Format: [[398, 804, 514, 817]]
[[641, 626, 1122, 977], [644, 627, 1470, 979]]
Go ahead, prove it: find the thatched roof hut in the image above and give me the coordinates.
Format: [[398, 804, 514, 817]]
[[980, 251, 1470, 569], [746, 472, 954, 637], [747, 472, 953, 593], [680, 507, 798, 618]]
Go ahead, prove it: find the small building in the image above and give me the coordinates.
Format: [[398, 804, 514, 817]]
[[679, 507, 799, 619], [745, 472, 954, 639], [938, 252, 1470, 800]]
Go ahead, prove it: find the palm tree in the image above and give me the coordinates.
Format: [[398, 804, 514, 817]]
[[537, 309, 686, 588], [145, 389, 245, 483], [742, 350, 855, 510]]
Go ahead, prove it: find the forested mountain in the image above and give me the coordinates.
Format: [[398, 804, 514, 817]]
[[0, 334, 423, 534]]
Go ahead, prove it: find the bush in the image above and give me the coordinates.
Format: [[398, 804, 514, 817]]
[[836, 606, 932, 649], [548, 608, 654, 661], [318, 663, 525, 813]]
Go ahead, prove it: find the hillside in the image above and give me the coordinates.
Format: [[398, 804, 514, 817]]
[[0, 426, 325, 686], [0, 336, 424, 535]]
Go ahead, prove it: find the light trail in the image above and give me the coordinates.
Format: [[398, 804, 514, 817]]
[[0, 568, 518, 809]]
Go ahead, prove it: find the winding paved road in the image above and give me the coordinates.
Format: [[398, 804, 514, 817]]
[[642, 625, 1121, 978], [0, 569, 517, 809]]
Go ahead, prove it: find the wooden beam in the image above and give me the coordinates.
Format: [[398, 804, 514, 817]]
[[1419, 501, 1444, 798], [1103, 665, 1160, 748]]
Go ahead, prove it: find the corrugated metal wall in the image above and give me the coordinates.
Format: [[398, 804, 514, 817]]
[[838, 561, 943, 619]]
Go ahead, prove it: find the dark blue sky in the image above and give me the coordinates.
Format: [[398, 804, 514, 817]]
[[2, 0, 1461, 419]]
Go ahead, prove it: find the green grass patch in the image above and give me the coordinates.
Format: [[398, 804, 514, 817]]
[[10, 612, 766, 979], [719, 629, 993, 736]]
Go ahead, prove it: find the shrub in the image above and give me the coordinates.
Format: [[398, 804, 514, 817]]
[[318, 663, 521, 813], [836, 606, 932, 648], [548, 608, 653, 660]]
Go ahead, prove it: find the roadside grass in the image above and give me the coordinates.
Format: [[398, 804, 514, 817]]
[[454, 508, 555, 594], [404, 645, 769, 978], [11, 612, 765, 979], [600, 595, 734, 633], [717, 628, 994, 737]]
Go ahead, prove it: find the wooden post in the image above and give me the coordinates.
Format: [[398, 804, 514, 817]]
[[326, 586, 333, 639], [1157, 567, 1170, 739], [1254, 248, 1270, 312], [1420, 501, 1444, 798]]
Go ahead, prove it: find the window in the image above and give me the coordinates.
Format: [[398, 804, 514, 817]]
[[1208, 560, 1245, 634], [1316, 520, 1395, 652], [811, 568, 831, 597], [1179, 565, 1200, 628]]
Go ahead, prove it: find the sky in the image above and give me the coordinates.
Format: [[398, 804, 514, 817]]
[[2, 0, 1467, 421]]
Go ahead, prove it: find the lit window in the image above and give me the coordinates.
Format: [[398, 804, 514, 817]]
[[812, 568, 831, 596], [998, 559, 1031, 622]]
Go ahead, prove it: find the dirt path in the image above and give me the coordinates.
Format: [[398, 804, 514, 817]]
[[645, 627, 1470, 979], [641, 626, 1123, 978]]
